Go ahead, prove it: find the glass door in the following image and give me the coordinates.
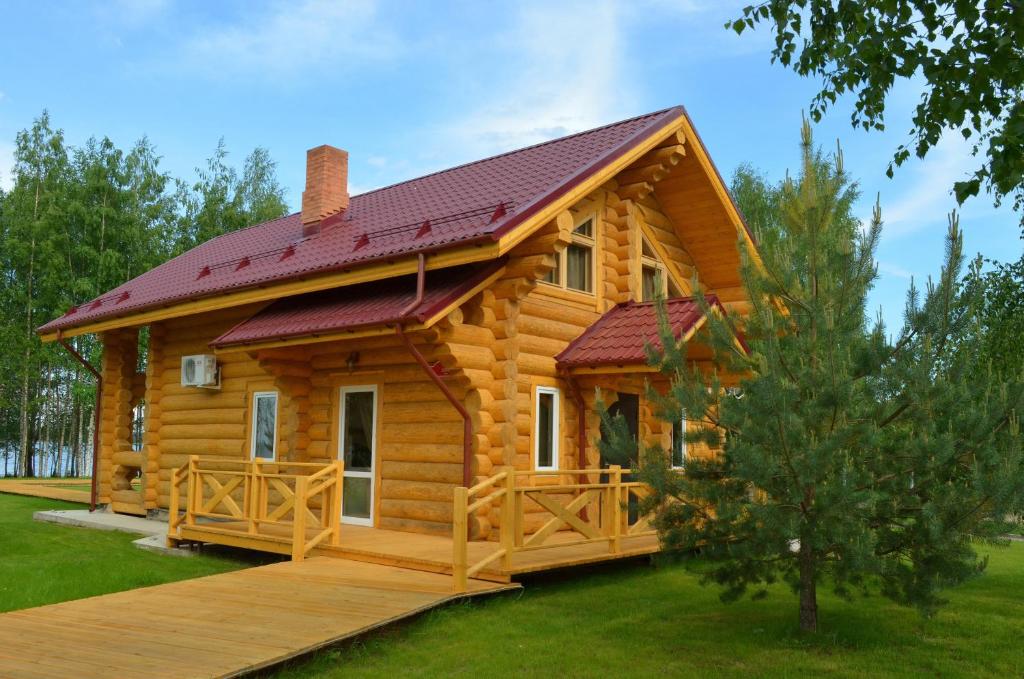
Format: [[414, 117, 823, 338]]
[[338, 386, 377, 526]]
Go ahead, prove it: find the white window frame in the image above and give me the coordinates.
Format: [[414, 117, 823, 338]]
[[250, 391, 279, 460], [534, 386, 561, 471], [671, 411, 687, 469], [338, 384, 379, 527], [540, 214, 597, 295]]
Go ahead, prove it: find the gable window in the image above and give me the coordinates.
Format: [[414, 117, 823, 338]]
[[670, 412, 687, 468], [543, 217, 595, 293], [534, 386, 560, 470], [251, 391, 278, 460], [640, 236, 682, 301]]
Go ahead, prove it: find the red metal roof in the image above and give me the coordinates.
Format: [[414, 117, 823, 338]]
[[555, 297, 721, 368], [39, 107, 686, 335], [211, 260, 504, 348]]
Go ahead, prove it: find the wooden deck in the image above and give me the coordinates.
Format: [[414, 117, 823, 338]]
[[170, 460, 664, 587], [178, 521, 661, 581], [0, 557, 515, 679], [0, 478, 92, 504]]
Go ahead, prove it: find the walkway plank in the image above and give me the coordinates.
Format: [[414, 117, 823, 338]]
[[0, 558, 515, 678], [0, 479, 92, 504]]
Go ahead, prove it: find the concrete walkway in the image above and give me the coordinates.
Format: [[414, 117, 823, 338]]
[[0, 557, 516, 678], [34, 508, 165, 536]]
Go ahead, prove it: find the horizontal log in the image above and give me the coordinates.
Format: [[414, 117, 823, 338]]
[[160, 408, 247, 425], [159, 423, 246, 440], [381, 442, 464, 464], [159, 438, 245, 456], [379, 498, 451, 523], [380, 461, 462, 484], [516, 314, 587, 342], [380, 479, 454, 503]]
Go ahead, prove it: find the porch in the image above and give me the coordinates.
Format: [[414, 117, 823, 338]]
[[168, 458, 662, 590]]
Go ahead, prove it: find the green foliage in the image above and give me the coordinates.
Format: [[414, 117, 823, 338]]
[[610, 121, 1024, 632], [971, 254, 1024, 378], [0, 493, 249, 611], [727, 1, 1024, 212], [171, 140, 288, 254], [0, 111, 289, 476]]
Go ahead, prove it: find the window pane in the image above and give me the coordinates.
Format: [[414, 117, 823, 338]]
[[343, 391, 375, 471], [642, 265, 659, 301], [574, 218, 593, 238], [641, 238, 656, 258], [566, 243, 592, 292], [543, 257, 559, 284], [537, 392, 555, 468], [343, 477, 371, 519], [254, 395, 276, 459], [672, 416, 686, 468]]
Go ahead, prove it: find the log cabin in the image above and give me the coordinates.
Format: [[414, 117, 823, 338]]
[[38, 106, 757, 588]]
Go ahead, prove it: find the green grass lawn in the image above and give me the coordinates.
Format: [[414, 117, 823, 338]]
[[276, 543, 1024, 678], [1, 491, 1021, 677], [0, 492, 253, 612]]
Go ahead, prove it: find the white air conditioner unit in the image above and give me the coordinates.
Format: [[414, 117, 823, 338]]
[[181, 354, 219, 388]]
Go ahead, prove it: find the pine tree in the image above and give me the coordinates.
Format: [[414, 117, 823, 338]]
[[609, 121, 1024, 633]]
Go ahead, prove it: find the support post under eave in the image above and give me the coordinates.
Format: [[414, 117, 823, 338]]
[[57, 330, 102, 512], [396, 325, 473, 488], [562, 369, 588, 470]]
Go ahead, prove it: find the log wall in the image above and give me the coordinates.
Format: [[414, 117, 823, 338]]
[[122, 141, 735, 536]]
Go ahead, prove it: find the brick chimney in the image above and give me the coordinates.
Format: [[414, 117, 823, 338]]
[[301, 145, 349, 236]]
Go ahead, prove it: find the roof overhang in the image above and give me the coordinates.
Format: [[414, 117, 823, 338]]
[[40, 107, 760, 343], [211, 261, 506, 354]]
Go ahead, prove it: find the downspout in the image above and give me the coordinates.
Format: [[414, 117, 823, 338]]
[[394, 253, 473, 488], [398, 253, 426, 317], [57, 330, 102, 512], [397, 326, 473, 488]]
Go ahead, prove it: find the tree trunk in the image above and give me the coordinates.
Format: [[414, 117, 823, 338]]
[[798, 543, 818, 633]]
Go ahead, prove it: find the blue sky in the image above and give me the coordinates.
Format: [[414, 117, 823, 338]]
[[0, 0, 1020, 331]]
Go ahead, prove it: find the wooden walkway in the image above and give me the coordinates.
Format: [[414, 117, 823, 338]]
[[0, 558, 515, 678], [0, 478, 91, 504]]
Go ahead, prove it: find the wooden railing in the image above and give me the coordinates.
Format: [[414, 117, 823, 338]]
[[168, 457, 343, 561], [452, 465, 658, 591]]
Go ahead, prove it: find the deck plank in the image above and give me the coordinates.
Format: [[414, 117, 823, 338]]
[[0, 558, 515, 678]]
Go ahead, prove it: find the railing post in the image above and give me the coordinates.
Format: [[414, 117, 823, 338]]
[[292, 476, 309, 562], [185, 455, 199, 527], [609, 465, 622, 554], [500, 467, 515, 570], [329, 461, 343, 546], [248, 458, 261, 535], [453, 486, 468, 592], [513, 475, 525, 548], [167, 469, 181, 547]]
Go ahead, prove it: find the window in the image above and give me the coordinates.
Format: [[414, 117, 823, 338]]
[[542, 217, 595, 293], [670, 412, 687, 468], [534, 386, 560, 470], [251, 391, 278, 460], [640, 236, 683, 301], [642, 264, 661, 302]]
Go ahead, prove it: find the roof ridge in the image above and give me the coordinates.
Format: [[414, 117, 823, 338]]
[[351, 107, 680, 200]]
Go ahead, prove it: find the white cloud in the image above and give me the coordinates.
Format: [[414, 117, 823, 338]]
[[177, 0, 398, 79], [440, 0, 635, 158], [879, 132, 988, 239]]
